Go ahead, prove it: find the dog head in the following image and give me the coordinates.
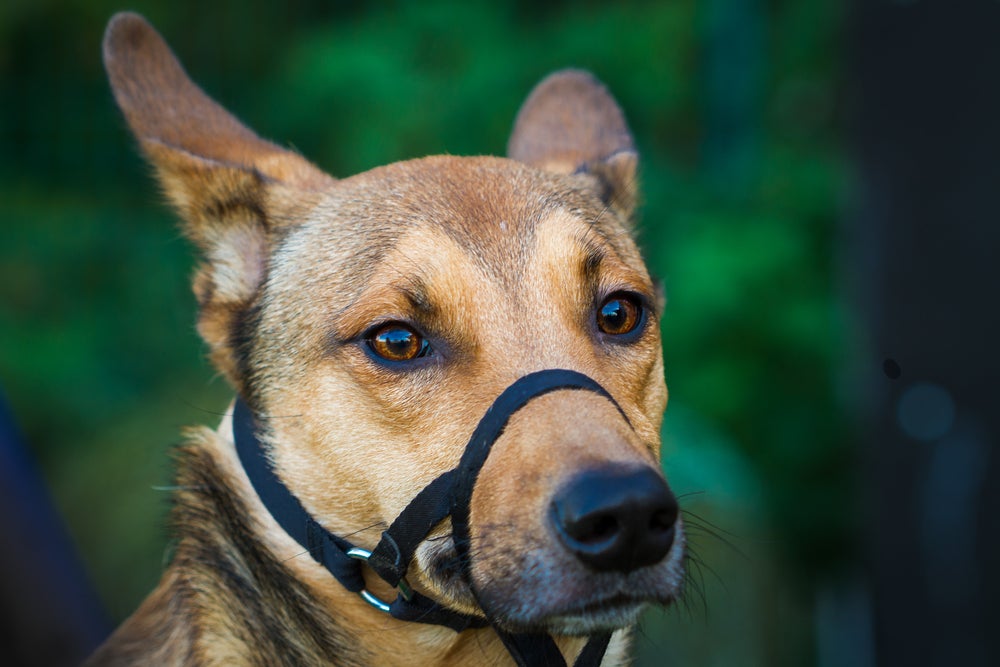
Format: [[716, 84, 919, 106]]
[[104, 12, 684, 636]]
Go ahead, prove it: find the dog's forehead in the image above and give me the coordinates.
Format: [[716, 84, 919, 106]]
[[333, 155, 610, 239], [277, 155, 635, 294]]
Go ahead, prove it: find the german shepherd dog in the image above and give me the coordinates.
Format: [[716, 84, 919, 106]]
[[89, 12, 685, 666]]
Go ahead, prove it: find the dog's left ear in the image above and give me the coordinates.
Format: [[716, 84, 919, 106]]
[[508, 69, 638, 220]]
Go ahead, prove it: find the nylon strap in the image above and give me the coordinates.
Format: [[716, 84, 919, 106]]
[[234, 398, 367, 592], [369, 469, 455, 587], [497, 629, 614, 667]]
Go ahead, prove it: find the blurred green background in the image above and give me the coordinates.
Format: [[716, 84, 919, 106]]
[[1, 1, 854, 665]]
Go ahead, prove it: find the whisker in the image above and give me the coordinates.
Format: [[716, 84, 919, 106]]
[[280, 548, 312, 564], [177, 399, 231, 418], [682, 514, 749, 562], [342, 522, 388, 539]]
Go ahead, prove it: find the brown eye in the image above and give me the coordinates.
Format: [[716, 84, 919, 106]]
[[597, 294, 643, 336], [367, 324, 429, 362]]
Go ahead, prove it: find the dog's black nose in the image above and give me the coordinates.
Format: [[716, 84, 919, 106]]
[[550, 466, 678, 573]]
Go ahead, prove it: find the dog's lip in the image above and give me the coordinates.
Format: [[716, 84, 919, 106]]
[[553, 591, 648, 618], [417, 531, 685, 633]]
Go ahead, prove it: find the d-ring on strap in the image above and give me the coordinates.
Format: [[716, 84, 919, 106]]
[[233, 369, 625, 666]]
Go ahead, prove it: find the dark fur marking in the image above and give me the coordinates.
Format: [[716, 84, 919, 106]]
[[228, 301, 263, 410], [170, 443, 366, 666], [204, 192, 267, 229], [572, 163, 616, 208], [581, 241, 607, 286]]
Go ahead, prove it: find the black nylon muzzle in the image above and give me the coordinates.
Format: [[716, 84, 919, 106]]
[[233, 369, 630, 667]]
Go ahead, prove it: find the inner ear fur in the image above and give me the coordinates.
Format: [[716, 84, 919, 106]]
[[508, 69, 638, 220], [103, 12, 333, 388]]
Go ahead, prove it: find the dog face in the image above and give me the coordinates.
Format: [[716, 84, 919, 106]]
[[105, 13, 683, 637]]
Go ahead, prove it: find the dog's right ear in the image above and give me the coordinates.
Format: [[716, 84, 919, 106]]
[[103, 12, 334, 387], [508, 69, 638, 221]]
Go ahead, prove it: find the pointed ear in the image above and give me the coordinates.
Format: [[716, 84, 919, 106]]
[[508, 69, 638, 220], [102, 12, 332, 192], [103, 12, 333, 388]]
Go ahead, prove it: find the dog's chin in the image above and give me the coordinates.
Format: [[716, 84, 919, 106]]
[[533, 595, 650, 636]]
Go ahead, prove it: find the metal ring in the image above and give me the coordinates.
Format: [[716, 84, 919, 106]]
[[345, 547, 414, 613]]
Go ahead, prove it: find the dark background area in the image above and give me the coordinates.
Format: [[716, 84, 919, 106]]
[[0, 1, 995, 665], [851, 1, 1000, 666]]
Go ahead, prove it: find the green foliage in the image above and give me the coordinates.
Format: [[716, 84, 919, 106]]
[[1, 1, 848, 663]]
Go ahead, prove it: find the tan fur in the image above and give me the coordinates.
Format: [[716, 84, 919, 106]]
[[90, 12, 684, 666]]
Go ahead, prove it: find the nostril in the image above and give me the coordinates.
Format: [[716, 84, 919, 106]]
[[567, 513, 619, 545], [650, 495, 679, 531], [550, 465, 678, 573], [650, 509, 673, 533]]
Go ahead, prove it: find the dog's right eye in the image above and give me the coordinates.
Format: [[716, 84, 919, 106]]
[[366, 323, 430, 363]]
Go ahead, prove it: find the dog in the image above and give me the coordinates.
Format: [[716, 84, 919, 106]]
[[87, 12, 685, 667]]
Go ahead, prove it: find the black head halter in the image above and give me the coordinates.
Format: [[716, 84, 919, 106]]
[[233, 369, 627, 667]]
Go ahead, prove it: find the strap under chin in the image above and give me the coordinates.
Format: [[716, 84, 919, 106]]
[[497, 629, 615, 667]]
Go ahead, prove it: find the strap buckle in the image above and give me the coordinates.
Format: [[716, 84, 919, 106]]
[[346, 547, 414, 613]]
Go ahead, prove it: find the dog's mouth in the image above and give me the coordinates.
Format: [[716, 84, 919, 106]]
[[419, 537, 480, 611], [414, 533, 683, 635]]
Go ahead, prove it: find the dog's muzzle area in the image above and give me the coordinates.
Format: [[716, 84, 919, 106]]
[[236, 367, 682, 660], [416, 463, 685, 635]]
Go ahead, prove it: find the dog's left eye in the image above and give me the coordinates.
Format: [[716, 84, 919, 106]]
[[596, 293, 644, 337], [366, 323, 430, 362]]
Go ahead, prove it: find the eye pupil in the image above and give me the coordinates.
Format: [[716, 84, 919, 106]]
[[601, 301, 627, 328], [597, 295, 642, 336], [369, 325, 427, 362]]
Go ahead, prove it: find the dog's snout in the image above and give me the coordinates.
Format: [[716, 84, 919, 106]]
[[550, 466, 678, 573]]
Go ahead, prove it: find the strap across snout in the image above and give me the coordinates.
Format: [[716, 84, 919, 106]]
[[233, 369, 627, 667]]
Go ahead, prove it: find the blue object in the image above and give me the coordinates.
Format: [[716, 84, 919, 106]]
[[0, 391, 110, 666]]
